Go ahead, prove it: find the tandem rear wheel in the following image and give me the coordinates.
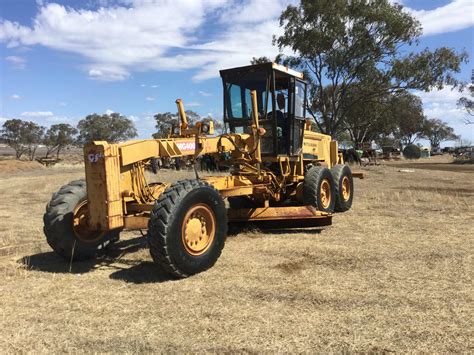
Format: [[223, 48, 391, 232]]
[[303, 165, 354, 213], [331, 164, 354, 212]]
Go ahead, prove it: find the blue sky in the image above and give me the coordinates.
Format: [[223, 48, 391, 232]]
[[1, 0, 473, 143]]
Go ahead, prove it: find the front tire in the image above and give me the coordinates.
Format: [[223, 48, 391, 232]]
[[43, 180, 119, 261], [147, 179, 228, 278]]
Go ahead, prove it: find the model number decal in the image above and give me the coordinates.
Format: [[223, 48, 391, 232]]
[[176, 142, 195, 151]]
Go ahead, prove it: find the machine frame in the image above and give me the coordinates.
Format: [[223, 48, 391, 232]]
[[44, 62, 358, 278]]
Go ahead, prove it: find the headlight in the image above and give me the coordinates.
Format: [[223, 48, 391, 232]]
[[173, 126, 180, 135], [201, 123, 209, 133]]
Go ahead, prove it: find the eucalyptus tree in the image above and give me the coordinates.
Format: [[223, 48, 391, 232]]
[[274, 0, 468, 136]]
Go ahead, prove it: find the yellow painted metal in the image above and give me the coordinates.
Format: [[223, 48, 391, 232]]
[[208, 121, 215, 135], [342, 176, 351, 201], [121, 206, 332, 230], [81, 78, 344, 233], [72, 200, 105, 243], [84, 141, 124, 230], [302, 129, 334, 166], [320, 179, 332, 209], [84, 123, 341, 231], [272, 63, 304, 79], [181, 204, 216, 256], [330, 141, 338, 168], [250, 90, 262, 163], [119, 135, 249, 166], [176, 99, 189, 130], [202, 175, 270, 197]]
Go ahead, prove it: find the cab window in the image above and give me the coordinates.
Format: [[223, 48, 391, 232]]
[[295, 80, 305, 118]]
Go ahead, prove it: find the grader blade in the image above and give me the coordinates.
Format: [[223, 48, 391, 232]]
[[228, 206, 332, 228]]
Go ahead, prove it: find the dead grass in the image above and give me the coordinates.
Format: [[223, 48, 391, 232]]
[[0, 161, 473, 353], [0, 160, 45, 175]]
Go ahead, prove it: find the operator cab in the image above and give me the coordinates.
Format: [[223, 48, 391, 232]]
[[219, 62, 307, 157]]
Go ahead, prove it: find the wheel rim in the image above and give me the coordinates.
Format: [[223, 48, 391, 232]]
[[181, 204, 216, 256], [341, 176, 351, 201], [72, 200, 105, 243], [320, 179, 332, 209]]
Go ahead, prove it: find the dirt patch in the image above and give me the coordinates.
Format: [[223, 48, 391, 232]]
[[388, 162, 474, 173], [384, 154, 474, 173], [0, 160, 45, 174], [394, 185, 474, 197]]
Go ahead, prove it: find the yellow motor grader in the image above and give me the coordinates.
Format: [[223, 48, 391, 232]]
[[43, 62, 357, 278]]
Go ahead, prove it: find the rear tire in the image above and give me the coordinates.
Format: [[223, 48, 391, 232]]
[[303, 166, 336, 213], [147, 179, 228, 278], [331, 164, 354, 212], [43, 180, 119, 261]]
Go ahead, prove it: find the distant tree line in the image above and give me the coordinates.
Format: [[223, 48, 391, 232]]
[[0, 113, 137, 160], [1, 110, 224, 161]]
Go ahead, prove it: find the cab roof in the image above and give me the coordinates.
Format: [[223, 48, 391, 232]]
[[219, 62, 304, 80]]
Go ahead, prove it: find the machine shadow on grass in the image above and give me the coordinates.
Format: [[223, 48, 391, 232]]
[[19, 235, 177, 284], [19, 224, 324, 283]]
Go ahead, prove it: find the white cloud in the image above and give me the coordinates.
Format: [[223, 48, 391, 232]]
[[9, 94, 21, 100], [0, 0, 282, 81], [145, 96, 155, 101], [150, 84, 158, 88], [408, 0, 474, 36], [105, 109, 115, 114], [415, 86, 466, 105], [186, 101, 201, 107], [0, 1, 227, 80], [21, 111, 54, 117], [5, 55, 26, 69], [218, 0, 286, 24], [88, 67, 129, 81], [0, 0, 471, 82], [58, 102, 67, 107], [45, 115, 74, 123], [198, 90, 212, 97], [414, 86, 474, 140]]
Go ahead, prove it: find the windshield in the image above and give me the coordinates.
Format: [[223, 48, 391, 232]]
[[223, 71, 270, 121]]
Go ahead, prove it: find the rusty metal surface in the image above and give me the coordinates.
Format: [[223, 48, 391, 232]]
[[228, 206, 331, 221]]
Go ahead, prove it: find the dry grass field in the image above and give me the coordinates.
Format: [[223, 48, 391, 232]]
[[0, 156, 472, 353]]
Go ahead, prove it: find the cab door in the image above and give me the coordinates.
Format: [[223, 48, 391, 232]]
[[290, 79, 306, 156]]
